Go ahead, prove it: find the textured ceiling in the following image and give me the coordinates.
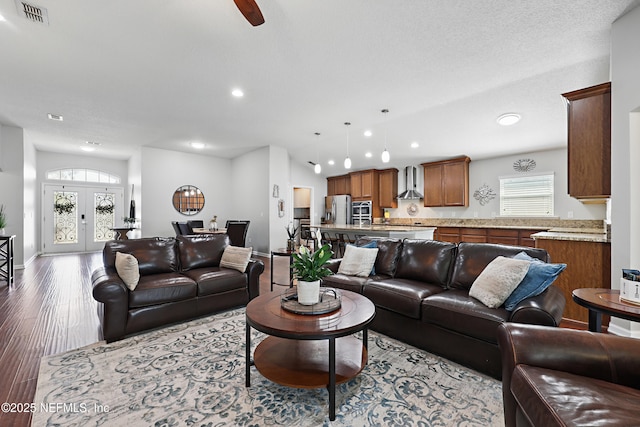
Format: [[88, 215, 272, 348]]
[[0, 0, 638, 173]]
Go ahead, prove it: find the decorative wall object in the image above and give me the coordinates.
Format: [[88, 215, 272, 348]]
[[272, 185, 279, 198], [473, 184, 496, 206], [406, 203, 419, 216], [513, 158, 536, 172], [278, 199, 285, 217]]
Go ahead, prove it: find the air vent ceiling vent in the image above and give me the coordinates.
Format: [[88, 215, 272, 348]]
[[15, 0, 49, 25]]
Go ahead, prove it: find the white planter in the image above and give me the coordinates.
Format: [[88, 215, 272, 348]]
[[297, 280, 320, 305]]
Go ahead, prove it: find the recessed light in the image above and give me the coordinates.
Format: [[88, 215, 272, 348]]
[[48, 113, 63, 121], [365, 152, 372, 158], [190, 142, 205, 149], [410, 142, 419, 148], [328, 160, 335, 166], [497, 113, 521, 126], [363, 130, 372, 137], [81, 146, 95, 152], [231, 88, 244, 97]]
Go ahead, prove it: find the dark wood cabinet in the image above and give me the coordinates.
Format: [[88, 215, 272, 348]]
[[327, 174, 350, 196], [434, 227, 460, 243], [378, 168, 398, 208], [350, 169, 377, 201], [460, 228, 487, 243], [434, 226, 539, 247], [562, 82, 611, 200], [487, 228, 519, 246], [421, 156, 470, 207]]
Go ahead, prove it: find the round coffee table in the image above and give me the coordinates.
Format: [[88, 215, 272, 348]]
[[245, 289, 375, 421], [573, 288, 640, 332]]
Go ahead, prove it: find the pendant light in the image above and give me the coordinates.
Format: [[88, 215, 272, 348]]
[[381, 109, 390, 163], [344, 122, 352, 169], [314, 132, 322, 174]]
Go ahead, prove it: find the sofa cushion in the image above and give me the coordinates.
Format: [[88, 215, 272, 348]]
[[395, 239, 456, 287], [115, 252, 140, 290], [220, 246, 253, 272], [354, 237, 403, 277], [322, 273, 375, 294], [338, 245, 379, 277], [129, 272, 197, 308], [422, 289, 510, 343], [104, 238, 178, 275], [364, 278, 446, 319], [177, 234, 229, 271], [503, 252, 567, 311], [512, 365, 640, 427], [183, 267, 247, 296], [448, 242, 549, 291], [469, 256, 530, 308]]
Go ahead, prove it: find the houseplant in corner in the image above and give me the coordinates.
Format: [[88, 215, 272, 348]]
[[291, 244, 334, 305]]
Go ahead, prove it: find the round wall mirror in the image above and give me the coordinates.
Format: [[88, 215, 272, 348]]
[[173, 185, 205, 216]]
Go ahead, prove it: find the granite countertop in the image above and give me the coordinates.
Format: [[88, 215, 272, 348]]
[[316, 224, 436, 232], [531, 231, 610, 243]]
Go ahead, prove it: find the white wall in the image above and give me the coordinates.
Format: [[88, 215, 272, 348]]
[[269, 146, 291, 252], [140, 147, 232, 238], [0, 125, 26, 266], [610, 5, 640, 337], [22, 134, 37, 265], [389, 148, 606, 220], [231, 147, 270, 254]]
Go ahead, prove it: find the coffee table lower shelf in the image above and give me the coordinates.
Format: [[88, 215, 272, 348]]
[[253, 336, 367, 388]]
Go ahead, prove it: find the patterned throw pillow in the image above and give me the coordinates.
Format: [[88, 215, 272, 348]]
[[469, 256, 530, 308], [338, 245, 379, 277], [220, 246, 253, 273], [115, 251, 140, 291]]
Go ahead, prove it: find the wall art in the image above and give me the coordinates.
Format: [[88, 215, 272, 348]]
[[473, 183, 496, 206], [513, 158, 536, 172]]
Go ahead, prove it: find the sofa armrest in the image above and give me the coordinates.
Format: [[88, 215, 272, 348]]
[[245, 259, 264, 300], [91, 266, 129, 342], [498, 323, 640, 427], [325, 258, 341, 273], [508, 285, 565, 326]]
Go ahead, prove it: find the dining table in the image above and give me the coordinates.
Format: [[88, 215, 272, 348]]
[[192, 227, 227, 234]]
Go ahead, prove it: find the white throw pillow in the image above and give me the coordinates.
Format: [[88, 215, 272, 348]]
[[115, 251, 140, 291], [469, 256, 530, 308], [338, 245, 379, 277], [220, 246, 253, 272]]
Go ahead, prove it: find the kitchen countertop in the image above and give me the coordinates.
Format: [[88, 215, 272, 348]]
[[531, 231, 610, 243], [316, 224, 436, 232]]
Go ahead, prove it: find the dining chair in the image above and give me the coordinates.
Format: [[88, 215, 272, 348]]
[[225, 221, 250, 246], [171, 221, 181, 236], [177, 222, 193, 235], [187, 220, 204, 229]]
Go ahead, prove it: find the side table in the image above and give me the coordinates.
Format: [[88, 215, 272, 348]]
[[270, 248, 294, 292], [572, 288, 640, 332], [0, 235, 16, 286]]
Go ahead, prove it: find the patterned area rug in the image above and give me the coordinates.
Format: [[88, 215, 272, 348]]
[[32, 308, 504, 426]]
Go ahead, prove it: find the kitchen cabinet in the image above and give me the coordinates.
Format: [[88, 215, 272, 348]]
[[562, 82, 611, 200], [327, 174, 350, 196], [460, 228, 487, 243], [378, 168, 398, 208], [434, 226, 539, 247], [421, 156, 470, 207], [535, 238, 611, 325], [350, 169, 377, 201], [434, 227, 460, 243]]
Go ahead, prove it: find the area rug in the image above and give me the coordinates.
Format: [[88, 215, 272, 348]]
[[32, 308, 504, 426]]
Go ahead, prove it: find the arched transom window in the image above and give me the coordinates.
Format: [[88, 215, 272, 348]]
[[46, 168, 121, 184]]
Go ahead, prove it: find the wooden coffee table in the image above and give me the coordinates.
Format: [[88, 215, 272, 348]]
[[572, 288, 640, 332], [245, 289, 375, 421]]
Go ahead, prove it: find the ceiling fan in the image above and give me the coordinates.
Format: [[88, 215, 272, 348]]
[[233, 0, 265, 26]]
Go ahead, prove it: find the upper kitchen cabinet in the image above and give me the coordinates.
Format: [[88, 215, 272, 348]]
[[327, 174, 350, 196], [562, 82, 611, 200], [378, 168, 399, 208], [421, 156, 470, 207], [350, 169, 378, 201]]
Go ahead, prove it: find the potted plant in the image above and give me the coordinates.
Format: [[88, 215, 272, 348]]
[[0, 204, 6, 235], [291, 244, 334, 305], [285, 223, 298, 251]]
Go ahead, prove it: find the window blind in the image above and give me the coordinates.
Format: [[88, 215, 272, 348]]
[[500, 173, 554, 217]]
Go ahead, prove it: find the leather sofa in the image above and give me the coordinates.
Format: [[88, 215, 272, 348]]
[[498, 323, 640, 427], [322, 238, 566, 379], [92, 234, 264, 343]]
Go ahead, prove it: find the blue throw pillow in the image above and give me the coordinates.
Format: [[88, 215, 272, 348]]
[[503, 251, 566, 311], [348, 240, 378, 275]]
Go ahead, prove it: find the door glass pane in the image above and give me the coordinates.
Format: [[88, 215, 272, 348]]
[[53, 191, 78, 244], [94, 192, 116, 242]]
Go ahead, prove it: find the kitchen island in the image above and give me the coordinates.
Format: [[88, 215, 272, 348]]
[[316, 224, 436, 240]]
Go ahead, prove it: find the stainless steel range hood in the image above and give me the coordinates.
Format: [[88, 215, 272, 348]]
[[397, 166, 423, 200]]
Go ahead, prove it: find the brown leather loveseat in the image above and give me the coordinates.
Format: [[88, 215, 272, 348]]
[[92, 234, 264, 342], [322, 238, 566, 378], [498, 323, 640, 426]]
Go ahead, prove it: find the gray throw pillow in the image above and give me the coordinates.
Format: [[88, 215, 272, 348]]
[[115, 251, 140, 291], [338, 245, 379, 277], [469, 256, 530, 308], [220, 246, 253, 273]]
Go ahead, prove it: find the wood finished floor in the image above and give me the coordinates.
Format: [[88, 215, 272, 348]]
[[0, 252, 284, 427]]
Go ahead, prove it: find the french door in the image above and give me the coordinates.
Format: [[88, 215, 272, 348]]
[[43, 184, 125, 253]]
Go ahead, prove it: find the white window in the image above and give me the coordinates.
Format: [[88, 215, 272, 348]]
[[499, 173, 554, 217], [46, 168, 120, 184]]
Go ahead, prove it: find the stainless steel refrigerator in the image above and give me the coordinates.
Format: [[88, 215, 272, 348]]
[[324, 195, 352, 225]]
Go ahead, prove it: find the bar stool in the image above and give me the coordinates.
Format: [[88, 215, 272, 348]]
[[336, 233, 353, 258], [321, 232, 339, 257]]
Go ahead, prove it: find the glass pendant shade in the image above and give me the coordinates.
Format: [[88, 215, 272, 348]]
[[314, 132, 322, 174], [314, 163, 321, 174], [344, 157, 352, 169], [343, 122, 351, 170], [381, 148, 390, 163]]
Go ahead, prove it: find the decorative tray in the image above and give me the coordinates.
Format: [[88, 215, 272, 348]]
[[281, 287, 342, 315]]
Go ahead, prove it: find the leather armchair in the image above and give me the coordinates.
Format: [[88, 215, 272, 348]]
[[498, 323, 640, 427]]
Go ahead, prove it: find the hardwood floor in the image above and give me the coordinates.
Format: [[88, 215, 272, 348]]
[[0, 252, 283, 427]]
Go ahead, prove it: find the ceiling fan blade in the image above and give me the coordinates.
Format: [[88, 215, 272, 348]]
[[233, 0, 265, 26]]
